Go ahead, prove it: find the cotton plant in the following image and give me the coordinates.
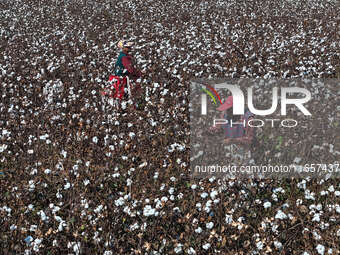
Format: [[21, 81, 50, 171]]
[[1, 0, 339, 253]]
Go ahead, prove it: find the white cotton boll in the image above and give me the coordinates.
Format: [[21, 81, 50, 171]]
[[296, 199, 303, 205], [210, 190, 218, 199], [225, 214, 233, 224], [139, 162, 147, 168], [335, 205, 340, 214], [187, 247, 196, 254], [263, 201, 272, 208], [150, 119, 157, 126], [1, 206, 11, 216], [312, 213, 320, 222], [64, 182, 71, 190], [83, 179, 90, 186], [94, 205, 103, 213], [30, 168, 37, 175], [274, 241, 282, 249], [273, 187, 284, 193], [143, 205, 156, 217], [92, 136, 98, 143], [316, 244, 325, 255], [328, 185, 334, 192], [0, 144, 8, 153], [204, 206, 211, 213], [195, 227, 202, 233], [313, 231, 321, 240], [61, 150, 67, 158], [168, 187, 175, 194], [56, 190, 62, 199], [2, 129, 11, 136], [33, 238, 42, 251], [39, 134, 49, 140], [130, 223, 139, 231], [297, 180, 307, 190], [202, 243, 210, 250], [115, 197, 125, 206], [30, 225, 37, 232], [52, 206, 60, 214], [200, 192, 208, 199], [305, 190, 315, 200], [256, 241, 263, 250], [73, 242, 81, 254], [58, 222, 66, 232], [160, 89, 169, 96], [316, 204, 322, 211], [206, 222, 214, 229], [54, 215, 63, 222], [174, 244, 183, 254], [191, 184, 197, 190], [44, 169, 51, 174], [275, 210, 287, 220], [28, 149, 34, 154], [28, 180, 35, 191]]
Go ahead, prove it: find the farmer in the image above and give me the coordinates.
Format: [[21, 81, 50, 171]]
[[210, 96, 255, 164], [116, 40, 146, 94], [114, 40, 143, 80]]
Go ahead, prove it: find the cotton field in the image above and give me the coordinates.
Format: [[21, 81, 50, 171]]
[[0, 0, 339, 254]]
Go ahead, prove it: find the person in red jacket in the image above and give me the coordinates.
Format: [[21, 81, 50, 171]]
[[114, 40, 143, 79], [114, 40, 145, 99]]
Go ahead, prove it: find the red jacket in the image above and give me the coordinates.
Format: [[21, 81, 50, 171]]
[[115, 51, 142, 79]]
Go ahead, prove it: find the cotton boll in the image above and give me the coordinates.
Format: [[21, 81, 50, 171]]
[[206, 222, 214, 229], [263, 201, 272, 208], [316, 244, 325, 255], [202, 243, 211, 250], [275, 210, 287, 220], [64, 182, 71, 190]]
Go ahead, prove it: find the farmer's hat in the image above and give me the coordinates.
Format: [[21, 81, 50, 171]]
[[217, 96, 233, 111], [118, 40, 134, 49]]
